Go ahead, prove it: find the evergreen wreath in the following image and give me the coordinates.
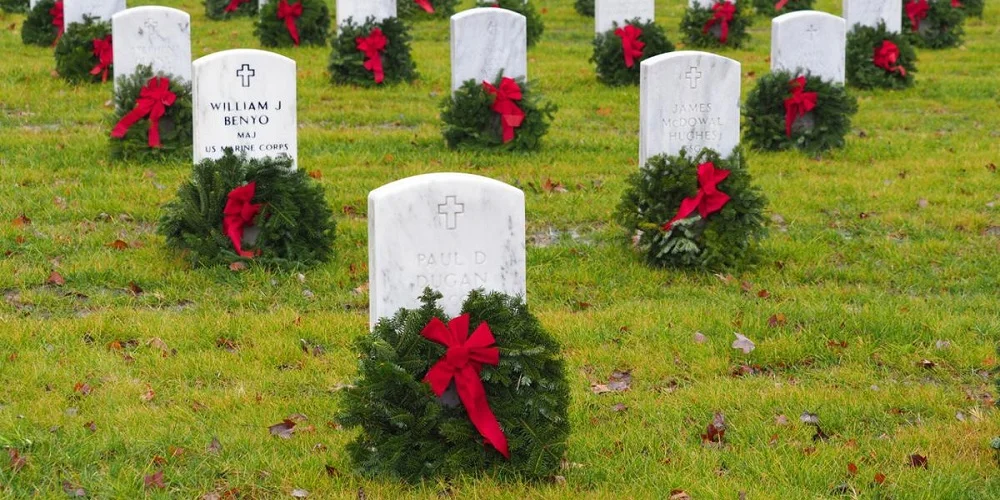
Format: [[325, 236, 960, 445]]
[[592, 18, 675, 86], [680, 1, 751, 48], [109, 66, 192, 162], [54, 17, 112, 85], [743, 71, 857, 154], [204, 0, 258, 21], [0, 0, 28, 14], [328, 16, 417, 87], [616, 148, 768, 269], [255, 0, 329, 47], [158, 151, 336, 269], [846, 23, 918, 90], [902, 0, 965, 49], [441, 72, 557, 151], [954, 0, 984, 17], [396, 0, 458, 19], [752, 0, 813, 17], [338, 288, 571, 483], [21, 0, 61, 47], [476, 0, 545, 48], [574, 0, 594, 17]]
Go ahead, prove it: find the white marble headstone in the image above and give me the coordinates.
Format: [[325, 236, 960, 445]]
[[450, 8, 527, 93], [595, 0, 655, 34], [29, 0, 38, 9], [64, 0, 127, 26], [112, 7, 191, 95], [639, 51, 741, 165], [336, 0, 396, 29], [368, 173, 527, 328], [842, 0, 902, 34], [771, 11, 846, 84], [192, 49, 298, 167], [689, 0, 737, 8]]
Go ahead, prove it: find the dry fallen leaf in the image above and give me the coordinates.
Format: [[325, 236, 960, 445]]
[[848, 462, 859, 476], [732, 333, 755, 354], [874, 472, 887, 485], [140, 386, 155, 402], [46, 271, 66, 286], [291, 489, 309, 498], [63, 481, 87, 497], [12, 214, 31, 228], [144, 470, 166, 489], [669, 490, 692, 500], [207, 436, 222, 454], [702, 412, 726, 445], [693, 332, 707, 344], [107, 239, 130, 250], [269, 419, 297, 439], [8, 448, 26, 472], [908, 454, 928, 469], [768, 313, 787, 328]]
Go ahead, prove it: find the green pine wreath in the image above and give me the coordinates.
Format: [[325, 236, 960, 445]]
[[592, 19, 675, 86], [396, 0, 458, 19], [21, 0, 60, 47], [574, 0, 594, 16], [338, 288, 571, 483], [255, 0, 329, 47], [846, 23, 918, 90], [743, 71, 857, 154], [902, 0, 965, 49], [54, 17, 112, 85], [109, 66, 192, 162], [955, 0, 984, 17], [158, 151, 336, 269], [441, 73, 557, 151], [204, 0, 257, 20], [328, 16, 417, 86], [752, 0, 813, 17], [1, 0, 28, 14], [476, 0, 545, 48], [681, 1, 751, 48], [617, 148, 768, 269]]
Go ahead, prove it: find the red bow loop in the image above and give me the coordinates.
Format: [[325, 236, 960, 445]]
[[277, 0, 303, 46], [356, 28, 388, 84], [663, 162, 732, 230], [422, 315, 509, 459], [873, 40, 906, 77], [89, 35, 113, 83], [224, 0, 250, 13], [951, 0, 962, 6], [50, 1, 64, 46], [111, 77, 177, 148], [905, 0, 930, 32], [774, 0, 790, 10], [614, 24, 645, 69], [483, 77, 525, 144], [702, 1, 736, 44], [223, 182, 263, 258], [414, 0, 435, 13], [783, 77, 818, 138]]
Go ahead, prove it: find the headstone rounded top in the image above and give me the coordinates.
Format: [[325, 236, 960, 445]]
[[842, 0, 902, 34], [773, 9, 844, 25], [194, 48, 296, 69], [64, 0, 127, 26], [369, 172, 524, 200], [112, 5, 188, 22], [640, 50, 739, 71], [451, 6, 527, 24], [595, 0, 655, 34], [771, 10, 846, 83], [450, 7, 528, 93], [112, 6, 192, 91], [336, 0, 397, 28]]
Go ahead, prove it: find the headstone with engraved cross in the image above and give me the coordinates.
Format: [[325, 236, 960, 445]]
[[595, 0, 654, 34], [771, 11, 846, 84], [367, 173, 527, 328], [336, 0, 396, 31], [112, 7, 192, 95], [192, 49, 298, 167], [64, 0, 127, 27], [639, 50, 741, 166], [842, 0, 901, 34], [450, 8, 527, 93]]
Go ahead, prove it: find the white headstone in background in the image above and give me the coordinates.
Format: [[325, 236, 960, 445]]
[[29, 0, 38, 9], [689, 0, 737, 8], [112, 7, 192, 94], [450, 8, 527, 93], [771, 11, 846, 84], [639, 51, 741, 166], [64, 0, 127, 26], [192, 49, 298, 167], [336, 0, 396, 29], [843, 0, 902, 34], [368, 173, 527, 328], [595, 0, 655, 34]]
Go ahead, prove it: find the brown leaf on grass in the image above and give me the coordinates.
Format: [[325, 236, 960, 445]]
[[596, 107, 612, 116], [352, 282, 369, 296], [152, 455, 167, 466], [848, 462, 859, 476], [669, 490, 692, 500], [207, 436, 222, 454], [542, 178, 568, 194], [63, 481, 87, 497], [12, 214, 31, 228], [148, 338, 169, 356], [8, 448, 26, 472], [591, 369, 632, 394], [47, 271, 66, 286], [83, 421, 96, 433], [611, 403, 628, 412], [229, 261, 247, 272], [269, 419, 297, 439], [144, 470, 166, 489], [768, 314, 787, 328], [308, 170, 322, 179], [732, 333, 755, 354], [140, 385, 155, 402], [908, 454, 928, 468], [919, 359, 936, 369], [216, 338, 239, 352], [693, 332, 707, 344], [757, 289, 771, 299], [128, 282, 144, 296], [291, 489, 309, 498], [775, 414, 789, 425], [74, 382, 92, 396], [107, 239, 130, 250], [701, 412, 726, 445], [986, 162, 996, 173], [874, 473, 886, 485], [827, 340, 848, 349]]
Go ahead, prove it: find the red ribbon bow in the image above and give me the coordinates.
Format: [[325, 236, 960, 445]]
[[774, 0, 790, 10], [483, 77, 525, 144], [223, 182, 263, 258], [414, 0, 434, 13], [422, 315, 509, 459], [783, 77, 817, 138], [615, 24, 645, 69], [356, 28, 388, 84], [90, 36, 113, 83], [951, 0, 962, 6], [702, 1, 736, 44], [873, 40, 906, 77], [905, 0, 929, 32], [111, 77, 176, 148], [663, 162, 732, 230], [224, 0, 250, 13], [50, 0, 64, 46], [277, 0, 303, 46]]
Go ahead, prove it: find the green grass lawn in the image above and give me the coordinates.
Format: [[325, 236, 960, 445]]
[[2, 0, 999, 497]]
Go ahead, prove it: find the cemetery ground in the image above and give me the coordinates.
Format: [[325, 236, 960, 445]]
[[1, 0, 999, 497]]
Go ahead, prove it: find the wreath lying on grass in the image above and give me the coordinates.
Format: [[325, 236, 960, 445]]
[[55, 17, 113, 85], [329, 16, 416, 86], [109, 66, 192, 162], [592, 18, 674, 86], [339, 288, 571, 483], [441, 73, 557, 151], [476, 0, 544, 48], [681, 1, 751, 48], [902, 0, 965, 49], [574, 0, 594, 16], [255, 0, 329, 47], [752, 0, 813, 16], [205, 0, 258, 20], [954, 0, 984, 17], [846, 23, 917, 90], [617, 148, 768, 269], [158, 151, 336, 269], [397, 0, 458, 19], [21, 0, 62, 47], [1, 0, 27, 14], [743, 71, 857, 154]]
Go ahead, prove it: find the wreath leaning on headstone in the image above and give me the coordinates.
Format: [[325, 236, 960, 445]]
[[396, 0, 458, 19], [255, 0, 329, 47], [441, 72, 557, 151], [0, 0, 28, 14], [204, 0, 258, 21], [846, 22, 918, 90], [680, 0, 751, 48], [54, 17, 113, 85], [743, 71, 858, 154], [109, 66, 192, 162], [574, 0, 594, 17], [617, 148, 768, 270], [752, 0, 813, 17], [592, 18, 674, 86], [158, 151, 336, 269], [328, 16, 417, 87], [476, 0, 545, 48], [902, 0, 965, 49], [338, 288, 571, 483], [22, 0, 62, 47]]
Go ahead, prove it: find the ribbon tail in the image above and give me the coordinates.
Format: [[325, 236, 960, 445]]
[[663, 195, 702, 231], [775, 0, 789, 10], [147, 115, 162, 148], [720, 20, 729, 44], [110, 106, 148, 139], [285, 18, 300, 46], [456, 367, 509, 459]]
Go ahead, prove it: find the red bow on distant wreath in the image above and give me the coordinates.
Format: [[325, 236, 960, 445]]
[[90, 36, 113, 83], [414, 0, 434, 13], [783, 77, 817, 138], [111, 77, 176, 148], [50, 0, 64, 46], [422, 315, 510, 459], [905, 0, 929, 32], [223, 182, 262, 258], [615, 24, 645, 69], [703, 1, 736, 44], [356, 28, 388, 84], [950, 0, 962, 7], [663, 162, 731, 230], [224, 0, 250, 13], [483, 77, 525, 144], [873, 40, 906, 77], [276, 0, 302, 46], [774, 0, 790, 10]]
